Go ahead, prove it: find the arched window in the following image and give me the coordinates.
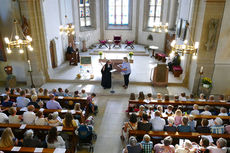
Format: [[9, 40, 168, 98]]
[[108, 0, 129, 25], [79, 0, 91, 27], [148, 0, 162, 27]]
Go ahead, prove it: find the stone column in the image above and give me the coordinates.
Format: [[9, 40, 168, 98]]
[[19, 0, 48, 87], [168, 0, 178, 30]]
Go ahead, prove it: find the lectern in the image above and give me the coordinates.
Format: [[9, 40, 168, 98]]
[[151, 64, 168, 86]]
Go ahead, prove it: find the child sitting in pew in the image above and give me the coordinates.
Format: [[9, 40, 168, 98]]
[[200, 105, 212, 116], [218, 107, 228, 116], [190, 104, 200, 115]]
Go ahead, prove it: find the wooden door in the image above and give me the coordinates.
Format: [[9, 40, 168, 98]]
[[50, 40, 57, 68]]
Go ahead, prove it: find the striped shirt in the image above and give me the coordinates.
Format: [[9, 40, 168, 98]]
[[141, 141, 153, 153]]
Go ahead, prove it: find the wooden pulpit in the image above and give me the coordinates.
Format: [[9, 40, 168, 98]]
[[151, 64, 168, 86]]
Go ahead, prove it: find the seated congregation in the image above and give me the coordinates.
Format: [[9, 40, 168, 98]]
[[0, 87, 98, 152], [121, 92, 230, 153]]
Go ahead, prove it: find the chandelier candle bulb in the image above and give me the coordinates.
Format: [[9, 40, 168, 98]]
[[15, 35, 19, 40], [4, 38, 9, 44]]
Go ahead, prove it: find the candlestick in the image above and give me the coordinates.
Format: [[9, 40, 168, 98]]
[[200, 66, 203, 74], [28, 60, 32, 72]]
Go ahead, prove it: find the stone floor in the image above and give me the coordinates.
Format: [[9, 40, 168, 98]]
[[49, 51, 184, 84]]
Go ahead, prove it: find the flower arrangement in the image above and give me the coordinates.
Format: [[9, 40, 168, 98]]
[[129, 52, 134, 57], [98, 51, 103, 55], [202, 77, 212, 85]]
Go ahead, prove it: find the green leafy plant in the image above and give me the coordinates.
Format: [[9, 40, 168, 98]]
[[98, 51, 103, 55], [202, 77, 212, 85]]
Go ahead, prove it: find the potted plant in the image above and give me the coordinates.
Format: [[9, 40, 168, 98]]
[[129, 52, 134, 59], [202, 77, 212, 88], [99, 51, 103, 59]]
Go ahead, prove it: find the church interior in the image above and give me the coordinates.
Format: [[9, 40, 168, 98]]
[[0, 0, 230, 152]]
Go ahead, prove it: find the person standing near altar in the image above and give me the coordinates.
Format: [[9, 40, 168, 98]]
[[101, 60, 113, 89], [119, 57, 131, 89]]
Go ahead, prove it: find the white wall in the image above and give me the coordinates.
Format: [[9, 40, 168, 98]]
[[42, 0, 66, 67]]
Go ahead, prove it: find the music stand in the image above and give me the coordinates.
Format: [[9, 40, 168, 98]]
[[110, 69, 117, 93]]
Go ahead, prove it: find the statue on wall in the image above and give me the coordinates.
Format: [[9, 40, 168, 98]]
[[4, 65, 16, 88], [21, 16, 31, 36], [205, 19, 219, 51]]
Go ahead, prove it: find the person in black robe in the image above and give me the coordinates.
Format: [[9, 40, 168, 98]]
[[168, 52, 181, 71], [67, 43, 75, 54], [101, 60, 112, 89]]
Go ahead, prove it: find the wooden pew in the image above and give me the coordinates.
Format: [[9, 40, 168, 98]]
[[6, 94, 88, 108], [0, 146, 55, 153], [129, 100, 230, 107], [129, 130, 230, 139], [0, 123, 76, 153]]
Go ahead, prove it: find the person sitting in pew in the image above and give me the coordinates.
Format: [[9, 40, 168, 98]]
[[187, 94, 195, 101], [2, 95, 15, 107], [156, 93, 163, 101], [121, 113, 138, 143], [208, 95, 215, 102], [87, 93, 98, 114], [64, 89, 72, 97], [210, 117, 225, 134], [154, 136, 175, 153], [44, 89, 49, 96], [27, 94, 40, 109], [201, 105, 212, 116], [150, 111, 165, 131], [196, 119, 211, 133], [74, 90, 80, 97], [168, 52, 181, 71], [198, 93, 206, 102], [8, 107, 22, 124], [16, 90, 30, 108], [175, 139, 194, 153], [23, 129, 43, 148], [0, 111, 8, 123], [51, 89, 58, 96], [38, 88, 44, 96], [46, 127, 66, 149], [164, 105, 174, 116], [218, 107, 228, 116], [0, 128, 20, 147], [138, 113, 152, 131], [177, 116, 191, 132], [57, 88, 65, 96], [47, 112, 61, 127], [35, 111, 47, 126], [123, 136, 142, 153], [188, 115, 196, 132], [218, 95, 226, 102], [208, 137, 227, 153], [190, 104, 200, 115], [74, 103, 84, 122], [164, 116, 177, 132], [179, 92, 187, 101], [46, 94, 62, 110], [23, 105, 36, 125], [15, 88, 22, 95], [193, 137, 210, 153], [63, 112, 78, 128], [80, 89, 88, 98], [164, 94, 170, 101], [138, 92, 145, 101], [174, 109, 183, 126], [141, 134, 153, 153]]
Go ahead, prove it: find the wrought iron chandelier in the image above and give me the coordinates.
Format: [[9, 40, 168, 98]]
[[4, 19, 33, 54], [59, 15, 75, 36], [152, 22, 168, 33], [170, 23, 199, 59]]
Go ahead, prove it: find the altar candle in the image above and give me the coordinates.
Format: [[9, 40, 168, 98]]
[[200, 66, 203, 73], [28, 60, 32, 72]]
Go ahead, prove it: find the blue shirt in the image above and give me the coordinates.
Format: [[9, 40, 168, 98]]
[[210, 125, 225, 134], [46, 100, 62, 109], [121, 62, 131, 75], [177, 125, 191, 132], [2, 101, 14, 107], [16, 97, 30, 107]]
